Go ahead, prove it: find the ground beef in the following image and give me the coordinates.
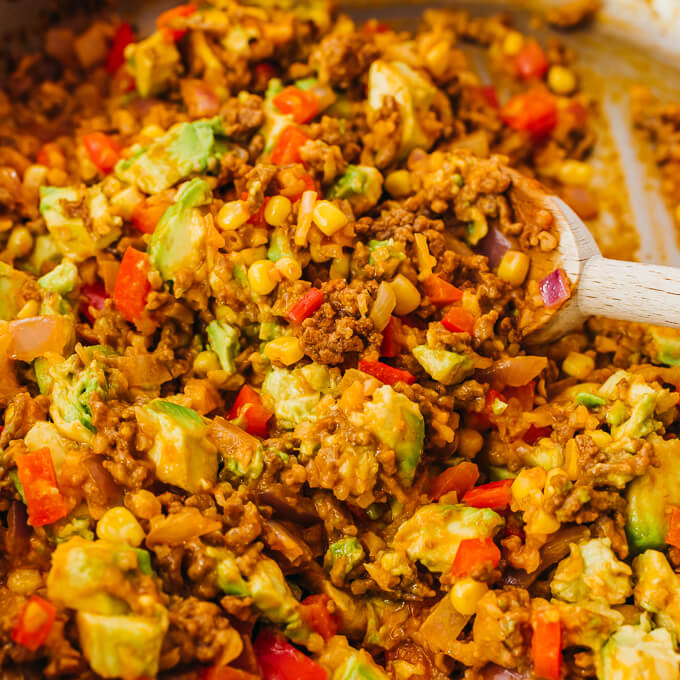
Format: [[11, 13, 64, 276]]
[[546, 0, 601, 28], [311, 32, 380, 88]]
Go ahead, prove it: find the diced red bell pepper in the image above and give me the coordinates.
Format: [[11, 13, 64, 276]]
[[82, 132, 120, 174], [81, 280, 109, 323], [16, 448, 68, 527], [523, 425, 552, 445], [36, 142, 65, 170], [504, 380, 536, 412], [157, 3, 197, 41], [113, 247, 151, 323], [479, 85, 499, 108], [532, 609, 562, 680], [240, 193, 270, 226], [106, 22, 134, 74], [288, 288, 324, 324], [255, 62, 276, 82], [270, 126, 311, 166], [273, 87, 320, 124], [462, 479, 513, 511], [361, 19, 390, 34], [666, 506, 680, 549], [501, 89, 558, 140], [357, 359, 416, 386], [131, 199, 171, 235], [380, 316, 401, 358], [429, 461, 480, 501], [11, 595, 57, 651], [300, 594, 341, 641], [253, 630, 328, 680], [514, 40, 549, 81], [423, 275, 463, 307], [450, 537, 501, 578], [442, 306, 475, 335], [227, 385, 273, 438]]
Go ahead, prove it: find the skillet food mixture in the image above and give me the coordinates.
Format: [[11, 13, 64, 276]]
[[3, 2, 680, 679]]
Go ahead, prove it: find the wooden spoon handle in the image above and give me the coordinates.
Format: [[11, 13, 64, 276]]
[[577, 256, 680, 327]]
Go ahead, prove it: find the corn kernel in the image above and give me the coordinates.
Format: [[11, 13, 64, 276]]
[[558, 160, 593, 187], [384, 170, 412, 198], [17, 300, 40, 319], [532, 510, 560, 535], [111, 185, 144, 219], [497, 250, 530, 287], [564, 439, 579, 481], [312, 200, 349, 236], [457, 428, 484, 458], [248, 259, 279, 295], [548, 65, 577, 95], [502, 31, 524, 56], [562, 352, 594, 380], [140, 124, 165, 139], [425, 41, 449, 78], [6, 226, 33, 258], [390, 274, 421, 316], [217, 200, 250, 231], [589, 429, 612, 449], [264, 195, 292, 227], [275, 256, 302, 281], [23, 164, 48, 192], [97, 506, 145, 547], [264, 336, 304, 366], [7, 568, 42, 595], [450, 577, 488, 616], [125, 489, 161, 519], [330, 253, 350, 280], [194, 350, 221, 374]]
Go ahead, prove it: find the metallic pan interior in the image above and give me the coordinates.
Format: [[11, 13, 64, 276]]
[[2, 0, 680, 265]]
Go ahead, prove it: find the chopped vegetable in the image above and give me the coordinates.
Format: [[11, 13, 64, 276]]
[[81, 281, 109, 323], [157, 3, 197, 41], [270, 126, 311, 166], [450, 537, 501, 577], [112, 247, 151, 323], [82, 133, 120, 174], [531, 609, 562, 680], [8, 316, 73, 362], [462, 480, 513, 511], [11, 595, 57, 651], [106, 22, 134, 74], [227, 385, 273, 438], [540, 268, 570, 308], [575, 391, 606, 409], [523, 424, 552, 445], [501, 88, 558, 139], [475, 226, 511, 268], [273, 86, 320, 123], [429, 461, 480, 501], [288, 288, 324, 324], [131, 199, 171, 235], [253, 630, 327, 680], [442, 307, 475, 334], [300, 594, 341, 640], [357, 359, 416, 386], [16, 448, 69, 527], [423, 275, 463, 306], [380, 316, 401, 358], [665, 506, 680, 549], [514, 40, 549, 80]]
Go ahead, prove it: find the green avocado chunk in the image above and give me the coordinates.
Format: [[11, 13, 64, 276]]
[[136, 399, 217, 493], [267, 228, 294, 262], [412, 346, 474, 386], [626, 436, 680, 553], [649, 327, 680, 366], [393, 503, 503, 573], [332, 647, 390, 680], [147, 177, 212, 291], [328, 165, 384, 215], [125, 30, 180, 98], [0, 263, 30, 321], [39, 185, 122, 263], [207, 320, 240, 375], [38, 261, 78, 295], [575, 392, 607, 409], [116, 118, 225, 193], [324, 537, 366, 581]]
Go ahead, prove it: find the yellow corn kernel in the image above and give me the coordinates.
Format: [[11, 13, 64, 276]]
[[497, 250, 530, 287], [390, 274, 421, 316], [450, 577, 488, 616], [264, 336, 304, 366], [17, 300, 40, 320], [558, 160, 593, 187], [457, 428, 484, 458], [265, 195, 292, 227], [512, 467, 546, 502], [532, 510, 560, 535], [564, 439, 579, 481], [275, 256, 302, 281], [461, 289, 481, 318], [562, 352, 595, 380], [140, 124, 165, 139], [23, 164, 48, 192], [248, 259, 279, 295], [589, 429, 612, 449], [217, 200, 250, 231], [502, 31, 524, 56], [384, 170, 412, 198], [194, 350, 221, 374], [312, 200, 349, 236], [6, 226, 33, 258], [97, 506, 145, 547], [111, 185, 144, 220], [7, 568, 42, 595], [425, 41, 449, 78], [548, 65, 577, 95]]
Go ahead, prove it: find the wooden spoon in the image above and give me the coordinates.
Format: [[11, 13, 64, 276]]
[[507, 169, 680, 344]]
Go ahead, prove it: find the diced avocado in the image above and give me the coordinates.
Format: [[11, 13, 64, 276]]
[[147, 178, 212, 291], [626, 436, 680, 552], [551, 538, 632, 605], [367, 238, 405, 277], [50, 507, 96, 544], [262, 365, 332, 430], [136, 399, 217, 493], [116, 119, 224, 193], [77, 610, 168, 680], [260, 78, 295, 153], [124, 30, 180, 97], [360, 385, 424, 485], [331, 646, 390, 680], [412, 346, 473, 386], [0, 263, 30, 321], [633, 550, 680, 641], [40, 185, 122, 263], [328, 165, 384, 215], [38, 261, 77, 295], [26, 234, 62, 276], [522, 439, 563, 471], [612, 393, 657, 441], [576, 392, 607, 409], [210, 418, 264, 481], [367, 60, 437, 160], [324, 537, 365, 582], [606, 400, 627, 427], [393, 503, 503, 573], [599, 620, 680, 680], [206, 321, 239, 375], [209, 548, 249, 597], [649, 327, 680, 366], [267, 228, 294, 262]]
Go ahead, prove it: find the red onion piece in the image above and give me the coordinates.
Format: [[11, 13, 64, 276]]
[[540, 268, 570, 308], [476, 226, 511, 268], [6, 501, 30, 555]]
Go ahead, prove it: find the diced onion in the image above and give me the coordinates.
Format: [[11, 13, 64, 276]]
[[294, 190, 318, 246], [540, 268, 570, 308], [370, 281, 397, 331], [9, 316, 72, 362], [146, 507, 221, 546], [479, 356, 548, 388]]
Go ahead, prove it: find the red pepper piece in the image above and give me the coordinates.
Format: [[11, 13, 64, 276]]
[[357, 359, 416, 386], [514, 40, 549, 81], [11, 595, 57, 651], [450, 537, 501, 578], [254, 630, 328, 680], [380, 316, 401, 358], [288, 288, 324, 324], [532, 609, 562, 680], [106, 22, 134, 74], [81, 280, 109, 323], [501, 89, 558, 140], [666, 506, 680, 549], [442, 307, 475, 335], [300, 594, 341, 641], [270, 126, 312, 166], [113, 247, 151, 323], [82, 132, 120, 174], [16, 448, 68, 527], [504, 380, 536, 412], [479, 85, 499, 108], [157, 3, 197, 41], [227, 385, 273, 438], [429, 461, 480, 501], [462, 479, 514, 511], [273, 86, 320, 124], [131, 199, 171, 235], [423, 275, 463, 307], [523, 424, 552, 445]]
